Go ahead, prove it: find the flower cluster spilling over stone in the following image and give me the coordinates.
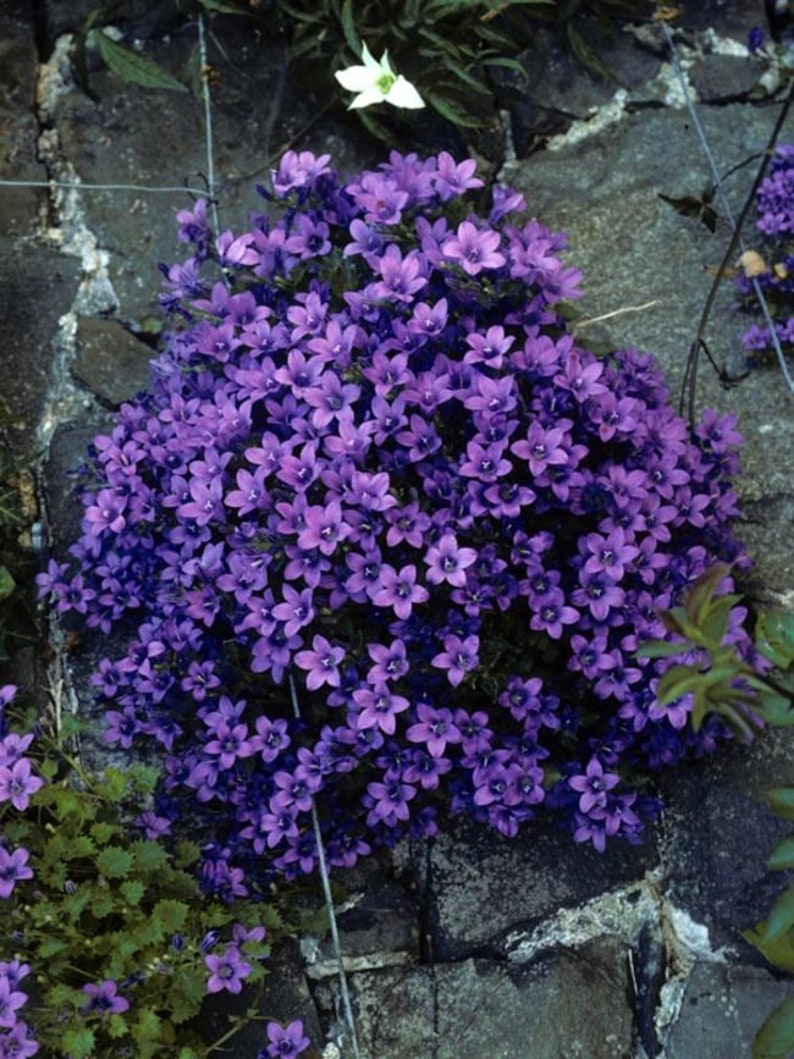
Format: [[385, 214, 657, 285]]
[[39, 150, 751, 891], [735, 143, 794, 363]]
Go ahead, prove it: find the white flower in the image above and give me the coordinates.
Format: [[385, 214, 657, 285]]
[[334, 43, 425, 110]]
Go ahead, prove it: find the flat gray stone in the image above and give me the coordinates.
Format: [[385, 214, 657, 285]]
[[659, 727, 794, 955], [72, 315, 154, 406], [330, 938, 637, 1059], [434, 941, 636, 1059], [664, 962, 794, 1059], [423, 815, 656, 961]]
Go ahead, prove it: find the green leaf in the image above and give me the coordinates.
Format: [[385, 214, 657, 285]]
[[175, 841, 200, 869], [752, 995, 794, 1059], [168, 968, 208, 1024], [91, 821, 121, 845], [37, 937, 68, 959], [768, 836, 794, 871], [92, 32, 189, 93], [701, 593, 742, 646], [153, 899, 189, 933], [128, 763, 160, 795], [0, 565, 15, 601], [769, 789, 794, 823], [683, 563, 732, 628], [96, 846, 135, 879], [763, 885, 794, 943], [133, 1009, 164, 1043], [199, 0, 250, 13], [132, 840, 170, 874], [121, 879, 146, 905], [422, 88, 484, 127], [636, 639, 690, 660], [340, 0, 361, 55], [745, 922, 794, 975], [62, 1028, 96, 1059], [756, 610, 794, 670], [107, 1013, 130, 1039]]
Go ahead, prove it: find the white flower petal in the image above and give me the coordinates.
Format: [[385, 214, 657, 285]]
[[360, 42, 379, 68], [347, 86, 388, 109], [335, 65, 378, 92], [379, 48, 394, 75], [386, 76, 425, 109]]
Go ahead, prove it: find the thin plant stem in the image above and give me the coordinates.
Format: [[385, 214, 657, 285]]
[[288, 673, 361, 1059], [198, 11, 222, 238]]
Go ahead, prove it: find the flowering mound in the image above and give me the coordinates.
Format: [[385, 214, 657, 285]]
[[735, 143, 794, 363], [40, 150, 750, 892]]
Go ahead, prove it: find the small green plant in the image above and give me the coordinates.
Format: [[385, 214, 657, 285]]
[[0, 686, 308, 1057], [639, 568, 794, 1059]]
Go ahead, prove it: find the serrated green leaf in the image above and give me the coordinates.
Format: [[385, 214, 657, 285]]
[[68, 835, 97, 859], [133, 1009, 164, 1043], [745, 922, 794, 974], [132, 840, 170, 874], [37, 937, 68, 958], [107, 1012, 130, 1039], [153, 899, 189, 933], [128, 763, 160, 795], [752, 995, 794, 1059], [92, 890, 116, 918], [93, 32, 188, 93], [763, 885, 794, 943], [91, 821, 121, 845], [62, 1027, 96, 1059], [169, 968, 208, 1025], [96, 846, 134, 879], [175, 841, 200, 869], [768, 836, 794, 871], [121, 879, 146, 905]]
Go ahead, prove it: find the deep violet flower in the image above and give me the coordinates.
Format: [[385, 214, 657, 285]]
[[37, 148, 752, 888]]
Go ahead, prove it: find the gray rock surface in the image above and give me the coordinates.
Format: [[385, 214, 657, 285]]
[[0, 1, 792, 1057]]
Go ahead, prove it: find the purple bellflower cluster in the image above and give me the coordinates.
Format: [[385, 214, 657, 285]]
[[735, 143, 794, 363], [38, 149, 751, 893], [0, 685, 41, 1057]]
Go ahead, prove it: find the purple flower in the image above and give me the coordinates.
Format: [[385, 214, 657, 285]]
[[261, 1019, 311, 1058], [81, 980, 130, 1016], [444, 220, 505, 275], [424, 534, 478, 587], [372, 564, 429, 620], [294, 635, 346, 690], [205, 945, 253, 994], [0, 848, 33, 898], [431, 634, 480, 687], [0, 760, 43, 811], [569, 758, 620, 813]]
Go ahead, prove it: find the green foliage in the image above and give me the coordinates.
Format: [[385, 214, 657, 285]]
[[636, 567, 794, 1056], [0, 700, 293, 1057], [746, 775, 794, 1058], [636, 563, 794, 740], [652, 576, 794, 1059], [74, 0, 653, 146]]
